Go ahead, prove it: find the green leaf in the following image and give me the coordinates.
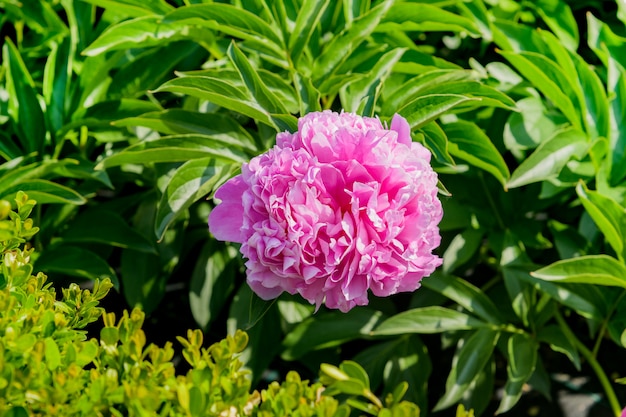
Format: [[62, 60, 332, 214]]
[[419, 121, 454, 165], [533, 0, 578, 51], [499, 50, 583, 130], [82, 16, 188, 56], [97, 136, 248, 170], [382, 69, 472, 116], [446, 121, 510, 188], [155, 158, 238, 240], [288, 0, 331, 64], [496, 334, 537, 414], [536, 324, 580, 370], [120, 250, 165, 313], [154, 76, 279, 129], [400, 94, 477, 129], [519, 271, 603, 320], [163, 4, 284, 55], [3, 38, 46, 154], [531, 255, 626, 288], [62, 209, 157, 253], [0, 180, 86, 205], [44, 338, 61, 370], [109, 41, 202, 99], [79, 0, 173, 17], [434, 328, 499, 411], [282, 309, 385, 360], [341, 48, 406, 116], [34, 245, 119, 287], [313, 1, 393, 81], [423, 273, 504, 325], [43, 37, 72, 135], [507, 127, 589, 189], [227, 42, 289, 116], [227, 285, 282, 384], [189, 241, 238, 330], [371, 306, 488, 336], [576, 182, 626, 262], [503, 96, 569, 160], [378, 3, 480, 37], [442, 228, 484, 274], [112, 110, 256, 150]]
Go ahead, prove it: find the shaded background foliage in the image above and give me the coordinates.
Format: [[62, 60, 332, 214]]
[[1, 0, 626, 415]]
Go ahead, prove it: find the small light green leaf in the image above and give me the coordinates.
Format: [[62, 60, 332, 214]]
[[62, 209, 157, 254], [34, 245, 119, 287], [446, 120, 510, 188], [371, 306, 488, 336], [44, 338, 61, 370], [155, 158, 238, 240], [507, 127, 588, 189]]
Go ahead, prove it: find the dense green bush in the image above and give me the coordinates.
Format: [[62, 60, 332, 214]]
[[2, 0, 626, 415], [0, 192, 433, 416]]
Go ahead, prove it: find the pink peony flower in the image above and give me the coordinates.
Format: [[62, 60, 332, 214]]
[[208, 111, 442, 312]]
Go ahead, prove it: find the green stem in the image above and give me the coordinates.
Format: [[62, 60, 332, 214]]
[[555, 310, 622, 417]]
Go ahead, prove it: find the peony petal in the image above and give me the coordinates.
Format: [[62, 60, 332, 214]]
[[390, 113, 412, 145], [208, 175, 247, 242]]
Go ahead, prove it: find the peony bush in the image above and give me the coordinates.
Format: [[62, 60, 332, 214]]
[[209, 111, 442, 312]]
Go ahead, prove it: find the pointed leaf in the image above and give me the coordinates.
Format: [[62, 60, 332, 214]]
[[400, 94, 477, 129], [507, 127, 588, 189], [62, 209, 157, 253], [283, 309, 385, 360], [288, 0, 331, 63], [496, 334, 537, 414], [371, 306, 488, 336], [434, 329, 499, 411], [446, 121, 510, 188], [155, 159, 238, 240], [35, 245, 119, 287], [532, 255, 626, 289], [576, 182, 626, 262], [423, 273, 504, 325], [0, 180, 86, 205], [227, 42, 289, 115], [3, 39, 46, 154]]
